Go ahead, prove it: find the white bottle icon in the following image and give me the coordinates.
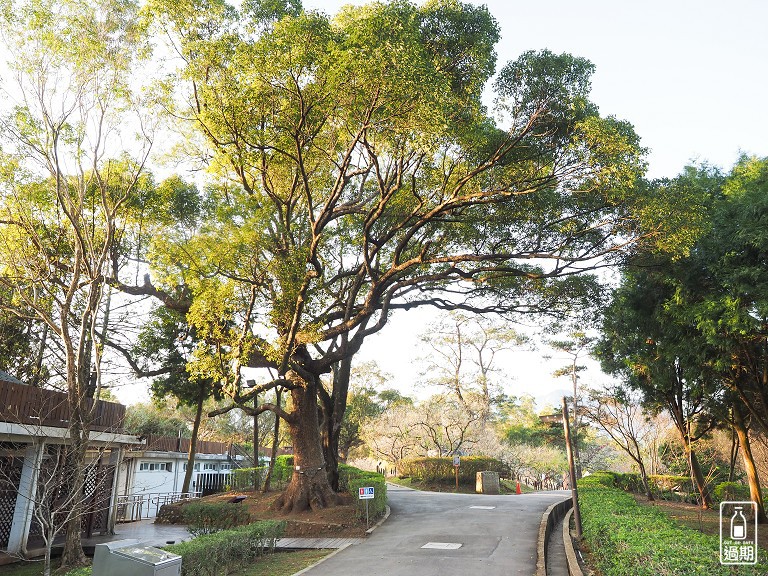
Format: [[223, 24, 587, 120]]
[[731, 506, 747, 540]]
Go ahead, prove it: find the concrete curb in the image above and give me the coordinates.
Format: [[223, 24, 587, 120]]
[[562, 507, 587, 576], [536, 497, 572, 576], [290, 543, 353, 576], [365, 505, 391, 535]]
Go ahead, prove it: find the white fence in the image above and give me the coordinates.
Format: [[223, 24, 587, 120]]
[[115, 491, 201, 522]]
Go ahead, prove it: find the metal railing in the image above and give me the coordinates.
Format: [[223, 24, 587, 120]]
[[115, 491, 200, 522]]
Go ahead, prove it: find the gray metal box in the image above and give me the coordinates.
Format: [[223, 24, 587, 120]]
[[93, 539, 181, 576]]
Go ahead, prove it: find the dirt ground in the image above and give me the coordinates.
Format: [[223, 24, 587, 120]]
[[159, 489, 369, 538]]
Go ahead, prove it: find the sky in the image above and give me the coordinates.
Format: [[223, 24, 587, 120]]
[[286, 0, 768, 409], [14, 0, 757, 407]]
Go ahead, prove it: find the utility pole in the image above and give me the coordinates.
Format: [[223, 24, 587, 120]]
[[570, 355, 582, 480], [562, 397, 583, 538]]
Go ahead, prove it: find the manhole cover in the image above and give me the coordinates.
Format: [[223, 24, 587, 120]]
[[421, 542, 462, 550]]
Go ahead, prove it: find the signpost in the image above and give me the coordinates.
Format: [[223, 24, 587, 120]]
[[453, 455, 460, 491], [358, 486, 374, 528]]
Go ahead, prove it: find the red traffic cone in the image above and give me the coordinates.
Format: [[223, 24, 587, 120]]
[[516, 481, 521, 495]]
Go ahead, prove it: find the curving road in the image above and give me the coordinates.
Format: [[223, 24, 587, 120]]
[[301, 484, 569, 576]]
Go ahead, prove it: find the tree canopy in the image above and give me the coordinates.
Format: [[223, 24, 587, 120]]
[[0, 0, 705, 519]]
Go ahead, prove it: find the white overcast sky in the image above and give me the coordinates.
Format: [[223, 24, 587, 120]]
[[296, 0, 768, 408]]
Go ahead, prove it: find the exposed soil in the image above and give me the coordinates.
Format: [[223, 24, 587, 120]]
[[157, 489, 368, 538]]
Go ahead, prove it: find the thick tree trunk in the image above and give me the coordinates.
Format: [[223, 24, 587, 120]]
[[273, 375, 337, 512], [182, 395, 204, 493], [322, 412, 341, 491], [733, 404, 767, 523], [263, 388, 281, 493], [321, 356, 351, 491]]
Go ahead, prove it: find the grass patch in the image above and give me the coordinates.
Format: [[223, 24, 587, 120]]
[[226, 549, 332, 576], [0, 559, 50, 576], [579, 482, 768, 575], [500, 479, 535, 494]]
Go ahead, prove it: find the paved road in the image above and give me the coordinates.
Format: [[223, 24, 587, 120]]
[[301, 485, 569, 576]]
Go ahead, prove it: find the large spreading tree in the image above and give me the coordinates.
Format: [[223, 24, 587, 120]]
[[136, 0, 692, 512]]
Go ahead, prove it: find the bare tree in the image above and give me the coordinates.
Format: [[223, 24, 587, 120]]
[[365, 404, 421, 468], [420, 313, 525, 420], [0, 397, 123, 576], [584, 385, 665, 500], [549, 332, 596, 479], [0, 0, 153, 566]]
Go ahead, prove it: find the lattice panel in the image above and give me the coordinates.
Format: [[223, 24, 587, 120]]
[[0, 490, 16, 547], [0, 455, 23, 548], [81, 464, 114, 535]]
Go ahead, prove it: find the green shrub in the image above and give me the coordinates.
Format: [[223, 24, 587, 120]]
[[230, 467, 266, 490], [579, 471, 618, 488], [612, 472, 644, 493], [398, 456, 509, 484], [579, 485, 768, 575], [271, 455, 294, 488], [164, 520, 285, 576], [181, 502, 251, 536], [712, 481, 751, 503], [339, 463, 387, 519], [649, 474, 694, 492]]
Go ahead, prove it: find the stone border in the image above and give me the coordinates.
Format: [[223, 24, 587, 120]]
[[291, 543, 353, 576], [366, 505, 391, 535], [535, 497, 572, 576], [563, 507, 587, 576]]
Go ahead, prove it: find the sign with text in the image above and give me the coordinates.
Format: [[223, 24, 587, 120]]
[[358, 486, 375, 500], [720, 501, 758, 566], [453, 455, 460, 467]]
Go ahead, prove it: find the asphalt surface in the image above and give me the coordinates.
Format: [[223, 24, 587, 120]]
[[301, 484, 570, 576]]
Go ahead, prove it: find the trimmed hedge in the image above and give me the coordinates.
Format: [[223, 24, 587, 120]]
[[579, 484, 768, 575], [398, 456, 509, 484], [230, 467, 265, 490], [164, 520, 285, 576], [713, 481, 751, 503], [339, 463, 387, 519], [231, 456, 294, 491], [649, 474, 694, 492], [181, 502, 251, 536]]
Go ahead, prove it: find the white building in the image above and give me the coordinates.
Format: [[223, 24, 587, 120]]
[[114, 436, 245, 520], [0, 370, 142, 558]]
